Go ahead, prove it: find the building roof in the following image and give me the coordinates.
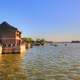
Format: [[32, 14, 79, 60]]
[[0, 21, 21, 33]]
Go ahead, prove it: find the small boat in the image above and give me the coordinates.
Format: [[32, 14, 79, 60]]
[[64, 44, 67, 46], [54, 44, 58, 47], [49, 43, 58, 47]]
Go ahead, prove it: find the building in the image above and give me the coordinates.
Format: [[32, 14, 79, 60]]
[[0, 21, 26, 53]]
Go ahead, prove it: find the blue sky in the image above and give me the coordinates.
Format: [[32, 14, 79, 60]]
[[0, 0, 80, 41]]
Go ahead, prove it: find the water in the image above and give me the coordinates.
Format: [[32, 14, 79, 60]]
[[0, 43, 80, 80]]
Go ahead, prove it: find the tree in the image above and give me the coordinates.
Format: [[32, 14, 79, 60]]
[[22, 37, 34, 43], [35, 38, 46, 45]]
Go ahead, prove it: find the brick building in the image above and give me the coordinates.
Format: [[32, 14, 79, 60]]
[[0, 21, 26, 53]]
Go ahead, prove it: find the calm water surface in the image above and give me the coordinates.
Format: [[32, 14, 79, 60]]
[[0, 43, 80, 80]]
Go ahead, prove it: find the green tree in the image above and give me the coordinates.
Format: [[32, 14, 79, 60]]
[[22, 37, 34, 43]]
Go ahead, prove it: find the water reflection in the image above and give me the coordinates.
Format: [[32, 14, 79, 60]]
[[0, 44, 80, 80], [0, 54, 28, 80]]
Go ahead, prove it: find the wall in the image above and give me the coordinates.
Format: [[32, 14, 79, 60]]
[[20, 44, 26, 53], [0, 45, 2, 54]]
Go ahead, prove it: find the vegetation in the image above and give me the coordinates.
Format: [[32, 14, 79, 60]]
[[22, 37, 34, 43], [71, 40, 80, 43], [22, 37, 46, 46], [35, 38, 45, 45]]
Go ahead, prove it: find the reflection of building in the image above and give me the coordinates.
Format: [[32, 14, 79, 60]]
[[0, 21, 26, 53]]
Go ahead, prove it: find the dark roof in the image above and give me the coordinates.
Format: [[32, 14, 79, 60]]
[[0, 21, 18, 30], [0, 21, 21, 33]]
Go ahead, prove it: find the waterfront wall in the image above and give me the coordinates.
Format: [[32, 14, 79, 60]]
[[20, 44, 26, 53], [2, 43, 26, 54], [0, 45, 2, 54], [0, 42, 32, 54], [26, 43, 32, 48]]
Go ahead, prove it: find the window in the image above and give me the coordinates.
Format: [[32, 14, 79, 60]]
[[8, 44, 11, 47], [13, 44, 15, 47], [3, 44, 6, 47]]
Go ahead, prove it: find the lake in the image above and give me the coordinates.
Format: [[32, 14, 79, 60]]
[[0, 43, 80, 80]]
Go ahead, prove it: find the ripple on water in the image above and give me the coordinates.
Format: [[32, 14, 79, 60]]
[[0, 44, 80, 80]]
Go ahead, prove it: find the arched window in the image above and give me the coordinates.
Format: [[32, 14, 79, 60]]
[[13, 44, 15, 47], [8, 44, 11, 47], [3, 44, 6, 47]]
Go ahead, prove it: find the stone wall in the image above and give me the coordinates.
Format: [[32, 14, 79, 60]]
[[20, 44, 26, 53]]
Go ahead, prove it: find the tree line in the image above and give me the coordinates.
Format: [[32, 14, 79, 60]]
[[22, 37, 46, 46]]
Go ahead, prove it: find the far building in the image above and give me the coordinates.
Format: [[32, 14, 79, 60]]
[[0, 21, 26, 53]]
